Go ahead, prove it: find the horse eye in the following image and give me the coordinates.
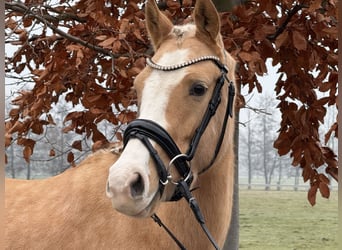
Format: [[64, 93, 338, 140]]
[[189, 83, 207, 96]]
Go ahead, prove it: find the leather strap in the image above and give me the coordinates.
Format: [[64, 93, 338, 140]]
[[124, 119, 190, 179]]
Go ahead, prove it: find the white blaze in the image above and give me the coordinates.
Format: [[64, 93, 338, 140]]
[[107, 48, 190, 201], [139, 49, 189, 127]]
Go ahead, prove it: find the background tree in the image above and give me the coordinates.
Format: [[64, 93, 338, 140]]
[[255, 95, 279, 190], [5, 0, 338, 202], [223, 0, 338, 205], [240, 94, 286, 190]]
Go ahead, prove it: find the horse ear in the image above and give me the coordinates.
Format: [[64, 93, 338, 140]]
[[145, 0, 173, 50], [194, 0, 220, 42]]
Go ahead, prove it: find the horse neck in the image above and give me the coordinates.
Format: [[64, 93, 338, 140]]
[[194, 91, 235, 204], [72, 149, 119, 198], [160, 145, 234, 248], [185, 99, 235, 246], [196, 144, 234, 220]]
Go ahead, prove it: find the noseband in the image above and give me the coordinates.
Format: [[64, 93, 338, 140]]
[[123, 55, 235, 250]]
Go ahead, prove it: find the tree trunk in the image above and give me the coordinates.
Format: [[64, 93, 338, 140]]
[[267, 157, 277, 190], [277, 160, 282, 191], [247, 110, 252, 190], [262, 115, 269, 191], [223, 86, 240, 250], [294, 166, 300, 191]]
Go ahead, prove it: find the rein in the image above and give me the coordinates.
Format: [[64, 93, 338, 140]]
[[123, 55, 235, 250]]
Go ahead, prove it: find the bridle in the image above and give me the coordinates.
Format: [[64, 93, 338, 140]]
[[123, 55, 235, 250]]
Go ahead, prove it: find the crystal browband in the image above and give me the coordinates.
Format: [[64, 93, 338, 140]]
[[146, 55, 224, 72]]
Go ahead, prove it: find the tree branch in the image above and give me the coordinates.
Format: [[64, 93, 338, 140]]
[[41, 5, 87, 23], [5, 1, 127, 58], [245, 105, 272, 116], [267, 3, 306, 41]]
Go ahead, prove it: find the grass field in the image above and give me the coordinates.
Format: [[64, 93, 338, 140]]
[[239, 189, 338, 250]]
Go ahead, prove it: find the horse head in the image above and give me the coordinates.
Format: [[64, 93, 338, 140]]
[[106, 0, 236, 218]]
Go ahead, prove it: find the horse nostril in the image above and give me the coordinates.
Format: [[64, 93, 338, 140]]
[[130, 173, 144, 198]]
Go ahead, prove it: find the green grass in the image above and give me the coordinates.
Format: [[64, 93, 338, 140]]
[[239, 190, 338, 250]]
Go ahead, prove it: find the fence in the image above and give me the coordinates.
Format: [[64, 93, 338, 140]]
[[238, 177, 338, 191]]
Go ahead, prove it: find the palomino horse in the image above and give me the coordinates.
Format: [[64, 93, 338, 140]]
[[5, 0, 236, 249]]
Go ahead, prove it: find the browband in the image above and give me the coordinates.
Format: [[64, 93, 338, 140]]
[[146, 56, 228, 73]]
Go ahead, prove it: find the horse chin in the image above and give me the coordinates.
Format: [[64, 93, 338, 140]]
[[134, 193, 161, 218], [113, 190, 161, 218]]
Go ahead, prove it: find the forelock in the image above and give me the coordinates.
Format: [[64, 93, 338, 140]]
[[172, 24, 196, 42]]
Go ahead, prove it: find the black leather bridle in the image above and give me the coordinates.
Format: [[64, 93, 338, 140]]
[[123, 55, 235, 250]]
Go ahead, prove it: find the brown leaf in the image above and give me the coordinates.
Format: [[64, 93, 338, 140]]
[[116, 132, 123, 141], [242, 40, 252, 51], [308, 0, 322, 12], [259, 24, 276, 37], [133, 29, 144, 42], [49, 149, 56, 157], [302, 165, 314, 183], [112, 40, 122, 52], [31, 121, 44, 135], [62, 124, 75, 133], [273, 134, 291, 156], [89, 107, 105, 115], [98, 37, 116, 48], [36, 85, 47, 97], [65, 44, 82, 51], [5, 133, 12, 147], [64, 111, 82, 123], [9, 108, 20, 118], [19, 30, 28, 41], [324, 122, 337, 144], [318, 174, 330, 185], [76, 49, 84, 68], [119, 19, 130, 39], [95, 35, 108, 41], [233, 27, 247, 36], [8, 121, 25, 134], [15, 63, 26, 74], [292, 30, 307, 51], [318, 181, 330, 198], [118, 111, 136, 124], [67, 152, 74, 163], [47, 114, 56, 125], [167, 0, 181, 9], [326, 166, 338, 182], [238, 51, 253, 62], [275, 31, 289, 49], [86, 94, 102, 104], [255, 81, 262, 93], [307, 184, 318, 206], [23, 146, 33, 163], [72, 140, 82, 151]]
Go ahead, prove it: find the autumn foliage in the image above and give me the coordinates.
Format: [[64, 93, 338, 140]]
[[5, 0, 338, 205]]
